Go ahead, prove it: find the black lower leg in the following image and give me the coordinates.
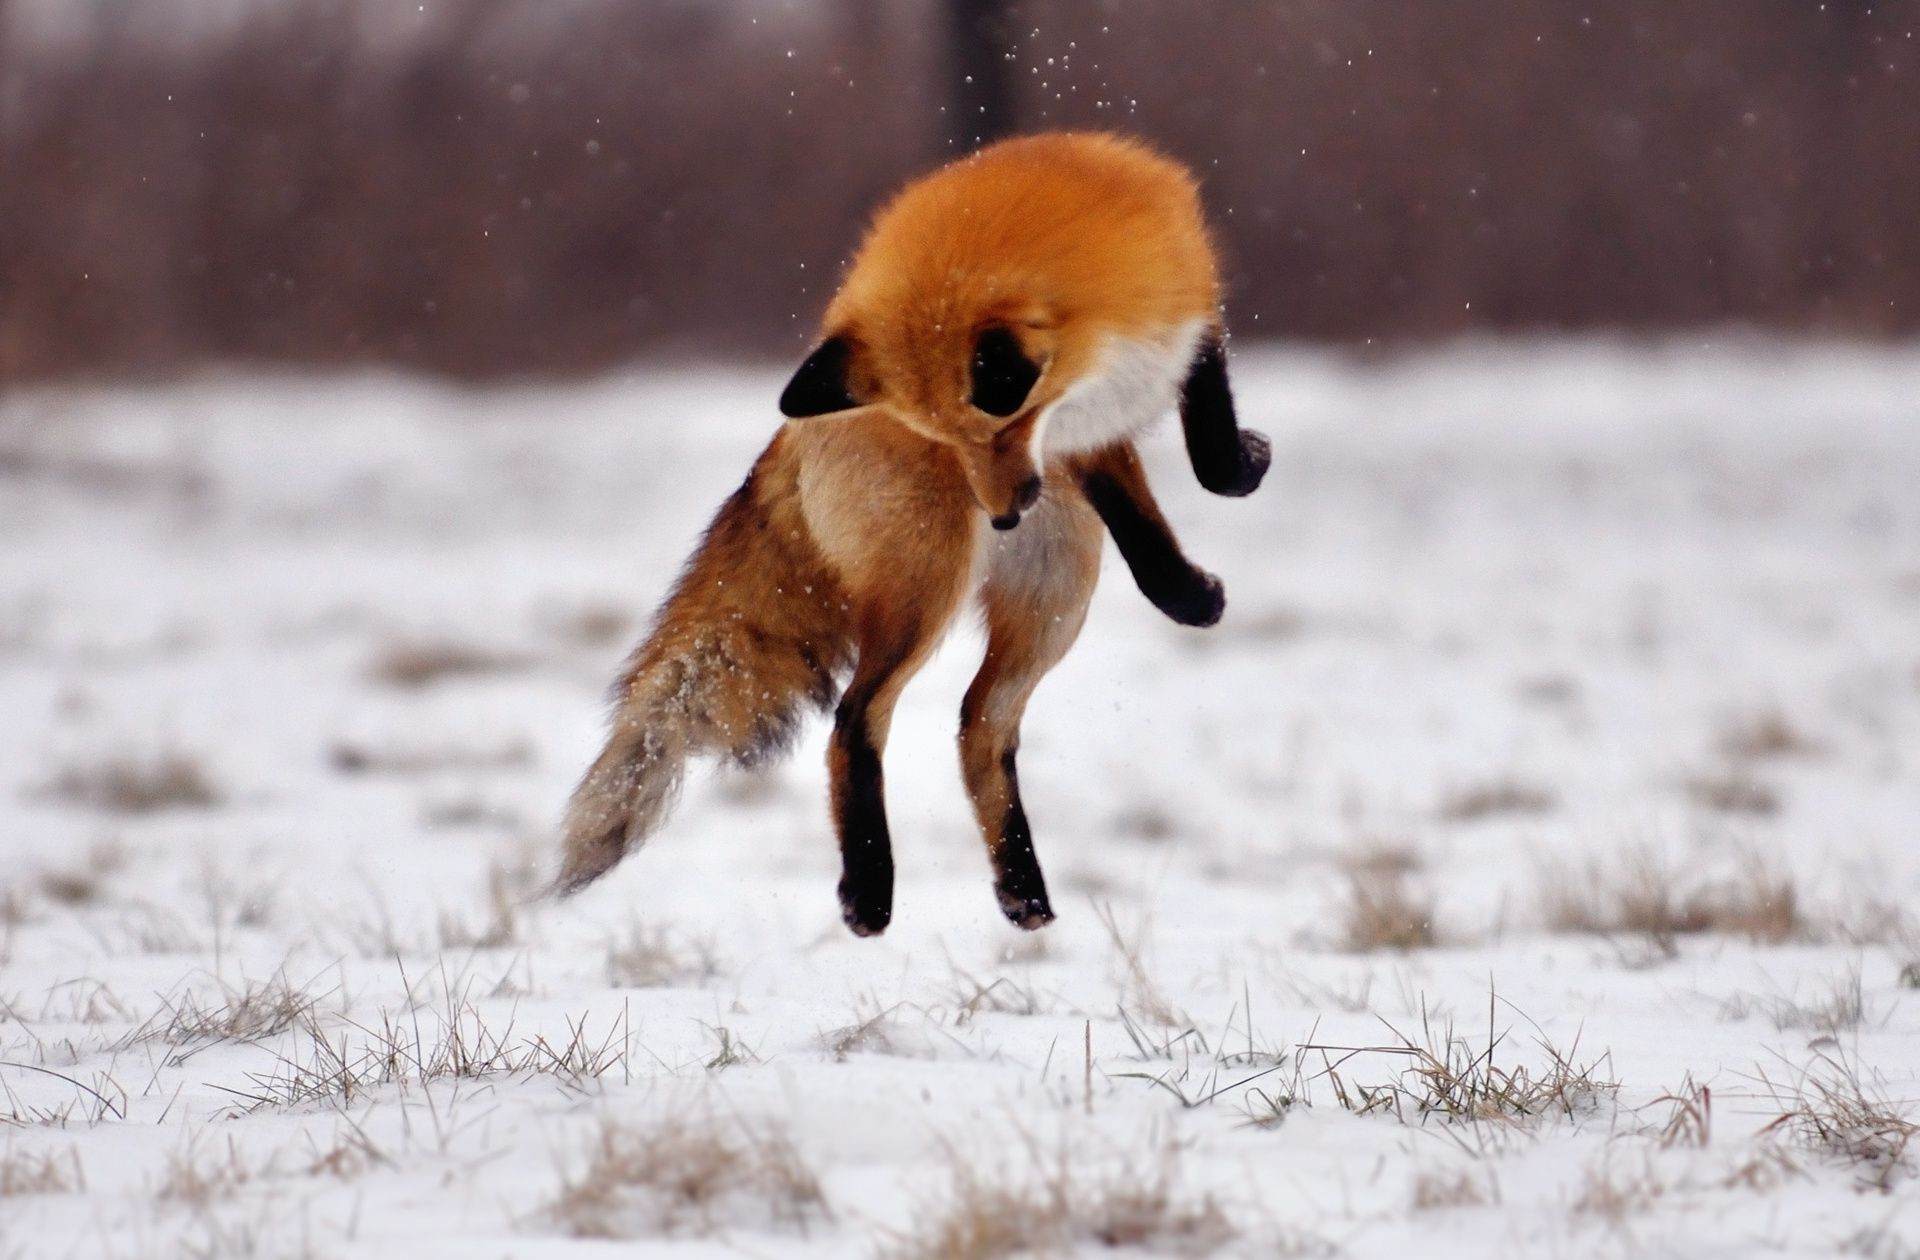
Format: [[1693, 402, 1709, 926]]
[[1079, 470, 1225, 627], [833, 707, 894, 936], [1181, 335, 1270, 498], [992, 750, 1053, 929]]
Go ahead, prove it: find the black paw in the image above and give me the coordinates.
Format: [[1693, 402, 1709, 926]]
[[1151, 570, 1225, 628], [995, 883, 1055, 931], [838, 872, 893, 938], [1210, 429, 1271, 498]]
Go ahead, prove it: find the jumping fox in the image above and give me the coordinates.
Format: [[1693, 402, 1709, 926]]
[[558, 132, 1269, 935]]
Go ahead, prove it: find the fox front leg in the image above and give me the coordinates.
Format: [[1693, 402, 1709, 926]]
[[1180, 332, 1271, 498], [1073, 443, 1226, 628]]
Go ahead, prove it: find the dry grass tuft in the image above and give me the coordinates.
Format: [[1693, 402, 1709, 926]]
[[1095, 903, 1184, 1029], [1573, 1156, 1668, 1224], [135, 972, 326, 1052], [328, 738, 533, 776], [881, 1139, 1236, 1260], [605, 923, 723, 989], [544, 1113, 828, 1239], [220, 984, 630, 1112], [1297, 993, 1617, 1128], [436, 857, 537, 951], [36, 839, 128, 906], [1716, 706, 1821, 761], [1757, 1050, 1919, 1192], [545, 603, 634, 649], [1539, 850, 1802, 954], [1683, 765, 1781, 816], [1720, 967, 1875, 1037], [0, 1144, 85, 1196], [1409, 1167, 1493, 1211], [159, 1138, 267, 1207], [1437, 777, 1557, 823], [366, 639, 533, 689], [1339, 860, 1437, 953], [43, 751, 221, 814], [1649, 1074, 1713, 1149]]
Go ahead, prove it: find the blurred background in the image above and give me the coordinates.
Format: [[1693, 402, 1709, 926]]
[[3, 0, 1915, 384]]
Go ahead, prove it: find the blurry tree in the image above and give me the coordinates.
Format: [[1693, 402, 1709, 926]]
[[947, 0, 1015, 149]]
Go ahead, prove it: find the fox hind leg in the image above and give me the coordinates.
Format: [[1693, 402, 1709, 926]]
[[961, 494, 1102, 928], [830, 614, 949, 936]]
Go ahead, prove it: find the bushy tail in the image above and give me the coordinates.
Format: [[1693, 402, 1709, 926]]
[[555, 460, 848, 894]]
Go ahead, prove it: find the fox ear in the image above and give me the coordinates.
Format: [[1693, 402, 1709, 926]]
[[970, 327, 1041, 417], [780, 336, 862, 418]]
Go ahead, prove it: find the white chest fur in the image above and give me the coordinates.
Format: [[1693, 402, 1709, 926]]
[[1036, 318, 1208, 458]]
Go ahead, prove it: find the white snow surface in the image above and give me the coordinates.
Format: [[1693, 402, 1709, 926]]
[[1, 339, 1918, 1257]]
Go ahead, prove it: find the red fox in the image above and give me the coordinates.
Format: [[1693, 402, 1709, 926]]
[[558, 133, 1268, 934]]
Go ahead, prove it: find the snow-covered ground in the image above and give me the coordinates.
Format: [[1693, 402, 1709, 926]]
[[2, 340, 1917, 1258]]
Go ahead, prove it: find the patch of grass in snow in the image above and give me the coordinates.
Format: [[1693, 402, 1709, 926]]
[[880, 1136, 1239, 1260], [121, 970, 331, 1057], [365, 638, 534, 689], [218, 982, 632, 1113], [34, 838, 128, 907], [0, 1143, 84, 1196], [1714, 705, 1822, 761], [42, 750, 221, 814], [1338, 844, 1438, 952], [1718, 965, 1878, 1037], [1282, 991, 1617, 1129], [1538, 848, 1802, 956], [542, 1112, 828, 1240], [1409, 1165, 1494, 1211], [1095, 902, 1185, 1029], [604, 922, 724, 989], [1436, 776, 1557, 822], [1682, 764, 1782, 816], [1755, 1049, 1919, 1193]]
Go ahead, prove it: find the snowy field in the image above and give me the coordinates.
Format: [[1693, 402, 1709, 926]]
[[2, 340, 1918, 1258]]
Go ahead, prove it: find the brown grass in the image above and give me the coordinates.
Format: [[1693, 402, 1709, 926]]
[[1296, 992, 1617, 1128], [1409, 1167, 1492, 1211], [1437, 777, 1557, 823], [365, 639, 532, 689], [880, 1139, 1236, 1260], [604, 924, 723, 989], [1682, 766, 1782, 816], [1095, 903, 1184, 1029], [1339, 851, 1437, 953], [1573, 1156, 1668, 1224], [544, 1113, 828, 1239], [328, 739, 534, 775], [1756, 1050, 1918, 1192], [1539, 850, 1802, 953], [0, 1145, 85, 1196], [158, 1138, 266, 1207], [1716, 707, 1821, 761], [36, 839, 128, 906], [43, 752, 220, 814]]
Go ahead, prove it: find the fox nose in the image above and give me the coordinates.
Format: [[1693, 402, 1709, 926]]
[[990, 474, 1044, 531]]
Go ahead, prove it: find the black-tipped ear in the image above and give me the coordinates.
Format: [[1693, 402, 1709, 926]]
[[970, 327, 1040, 417], [780, 337, 861, 417]]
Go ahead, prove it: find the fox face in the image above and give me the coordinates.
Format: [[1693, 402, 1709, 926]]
[[778, 133, 1225, 530], [781, 318, 1055, 528]]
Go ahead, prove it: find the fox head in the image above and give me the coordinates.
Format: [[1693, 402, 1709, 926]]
[[778, 317, 1062, 530], [777, 133, 1221, 530]]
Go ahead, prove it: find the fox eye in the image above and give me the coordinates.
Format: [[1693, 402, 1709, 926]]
[[969, 327, 1040, 418]]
